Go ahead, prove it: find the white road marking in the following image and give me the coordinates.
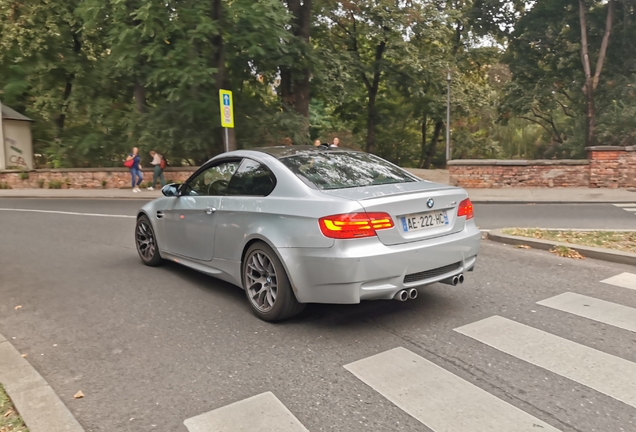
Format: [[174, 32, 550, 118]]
[[455, 316, 636, 408], [537, 292, 636, 333], [344, 347, 560, 432], [0, 208, 135, 218], [612, 203, 636, 213], [601, 272, 636, 291], [183, 392, 309, 432]]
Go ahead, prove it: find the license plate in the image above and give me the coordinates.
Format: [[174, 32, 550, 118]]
[[401, 210, 448, 232]]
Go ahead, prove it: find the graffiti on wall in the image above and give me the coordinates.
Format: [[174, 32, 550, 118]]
[[5, 136, 28, 168]]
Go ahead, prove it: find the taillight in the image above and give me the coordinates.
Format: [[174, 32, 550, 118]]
[[319, 212, 394, 239], [457, 198, 474, 220]]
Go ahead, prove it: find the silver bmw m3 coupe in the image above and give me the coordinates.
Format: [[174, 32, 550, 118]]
[[135, 146, 480, 321]]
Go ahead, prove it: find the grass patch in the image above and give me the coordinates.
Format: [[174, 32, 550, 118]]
[[503, 228, 636, 254], [0, 383, 28, 431], [48, 179, 63, 189]]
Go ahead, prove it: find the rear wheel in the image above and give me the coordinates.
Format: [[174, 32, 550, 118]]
[[242, 242, 305, 322], [135, 215, 163, 266]]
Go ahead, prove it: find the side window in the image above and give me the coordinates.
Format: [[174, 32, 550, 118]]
[[226, 159, 276, 196], [184, 160, 240, 196]]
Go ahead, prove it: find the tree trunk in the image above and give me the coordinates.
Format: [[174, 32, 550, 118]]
[[134, 82, 147, 114], [55, 75, 74, 137], [578, 0, 615, 147], [364, 40, 386, 154], [280, 68, 294, 107], [55, 30, 82, 138], [365, 89, 377, 154], [280, 0, 312, 119], [418, 114, 427, 168], [424, 121, 443, 169]]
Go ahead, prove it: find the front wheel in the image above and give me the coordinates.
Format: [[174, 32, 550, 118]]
[[135, 215, 163, 266], [242, 242, 305, 322]]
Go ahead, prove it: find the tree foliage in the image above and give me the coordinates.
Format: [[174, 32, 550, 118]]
[[0, 0, 634, 168]]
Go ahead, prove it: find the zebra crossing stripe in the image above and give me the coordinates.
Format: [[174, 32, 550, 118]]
[[601, 272, 636, 291], [612, 204, 636, 207], [537, 292, 636, 333], [455, 316, 636, 408], [344, 347, 560, 432], [183, 392, 309, 432]]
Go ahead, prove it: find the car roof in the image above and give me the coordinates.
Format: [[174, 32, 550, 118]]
[[248, 145, 362, 159]]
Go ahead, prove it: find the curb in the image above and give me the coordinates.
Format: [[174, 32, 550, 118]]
[[487, 229, 636, 267], [0, 333, 84, 432]]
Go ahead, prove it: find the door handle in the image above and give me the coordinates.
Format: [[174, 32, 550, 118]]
[[205, 207, 217, 215], [156, 211, 164, 219]]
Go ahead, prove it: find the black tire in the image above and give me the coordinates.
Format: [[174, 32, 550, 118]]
[[242, 242, 305, 322], [135, 215, 163, 267]]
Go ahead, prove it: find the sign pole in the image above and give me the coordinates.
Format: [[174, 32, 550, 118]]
[[219, 89, 235, 153]]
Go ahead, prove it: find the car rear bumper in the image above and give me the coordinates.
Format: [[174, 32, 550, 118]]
[[278, 224, 481, 304]]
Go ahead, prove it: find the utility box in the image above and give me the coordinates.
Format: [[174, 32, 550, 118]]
[[0, 102, 34, 170]]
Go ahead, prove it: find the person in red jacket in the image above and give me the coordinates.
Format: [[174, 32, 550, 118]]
[[125, 147, 143, 193]]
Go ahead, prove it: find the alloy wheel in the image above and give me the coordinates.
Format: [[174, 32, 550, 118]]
[[136, 220, 156, 261], [244, 251, 278, 313]]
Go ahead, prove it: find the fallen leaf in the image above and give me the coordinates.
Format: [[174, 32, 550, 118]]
[[14, 305, 22, 310], [4, 409, 13, 417], [73, 391, 84, 399], [515, 244, 531, 249], [21, 354, 27, 358], [550, 246, 584, 259]]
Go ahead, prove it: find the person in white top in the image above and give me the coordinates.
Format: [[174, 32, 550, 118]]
[[148, 151, 166, 190]]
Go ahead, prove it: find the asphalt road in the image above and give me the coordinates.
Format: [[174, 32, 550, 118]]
[[1, 198, 635, 432]]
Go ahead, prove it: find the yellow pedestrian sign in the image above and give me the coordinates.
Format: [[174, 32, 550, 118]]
[[219, 90, 234, 128]]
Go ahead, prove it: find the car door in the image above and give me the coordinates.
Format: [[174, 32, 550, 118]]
[[162, 159, 241, 260], [213, 158, 277, 261]]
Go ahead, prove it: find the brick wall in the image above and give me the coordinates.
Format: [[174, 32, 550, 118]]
[[0, 167, 197, 189], [588, 146, 636, 188], [449, 146, 635, 188]]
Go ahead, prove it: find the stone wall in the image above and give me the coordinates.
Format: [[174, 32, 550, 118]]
[[449, 146, 635, 188], [1, 146, 634, 189], [0, 167, 197, 189]]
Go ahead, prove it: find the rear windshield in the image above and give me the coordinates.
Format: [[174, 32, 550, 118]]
[[280, 152, 418, 190]]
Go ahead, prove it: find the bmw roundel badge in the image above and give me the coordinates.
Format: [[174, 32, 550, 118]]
[[427, 198, 434, 208]]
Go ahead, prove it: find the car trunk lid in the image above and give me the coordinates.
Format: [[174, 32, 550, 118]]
[[322, 182, 468, 246]]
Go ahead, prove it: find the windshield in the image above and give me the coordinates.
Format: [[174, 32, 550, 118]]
[[280, 152, 418, 190]]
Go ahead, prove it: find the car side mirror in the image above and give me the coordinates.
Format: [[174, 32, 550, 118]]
[[161, 183, 180, 197]]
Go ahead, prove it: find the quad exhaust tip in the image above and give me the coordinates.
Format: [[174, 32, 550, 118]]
[[394, 288, 419, 301], [394, 289, 409, 301], [441, 273, 465, 286]]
